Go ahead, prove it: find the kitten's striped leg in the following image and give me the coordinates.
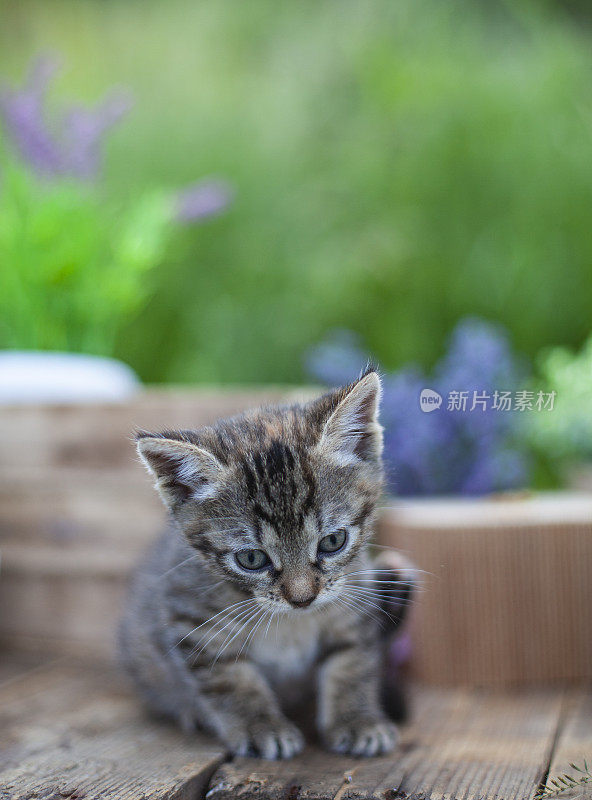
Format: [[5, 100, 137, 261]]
[[317, 642, 399, 757], [193, 660, 304, 760]]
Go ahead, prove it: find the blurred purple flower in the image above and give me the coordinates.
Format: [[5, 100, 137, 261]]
[[0, 55, 132, 180], [60, 92, 132, 179], [0, 56, 63, 175], [174, 179, 234, 223], [306, 318, 531, 496], [304, 329, 368, 387]]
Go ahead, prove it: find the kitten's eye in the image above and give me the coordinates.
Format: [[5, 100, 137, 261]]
[[235, 549, 270, 571], [318, 529, 347, 554]]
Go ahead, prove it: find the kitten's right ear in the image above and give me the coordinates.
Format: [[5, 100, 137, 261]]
[[316, 370, 383, 467], [135, 433, 225, 512]]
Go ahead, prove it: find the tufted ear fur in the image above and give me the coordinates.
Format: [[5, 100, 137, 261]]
[[136, 433, 225, 512], [317, 371, 383, 467]]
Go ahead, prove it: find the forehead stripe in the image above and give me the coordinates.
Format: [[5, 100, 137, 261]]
[[242, 460, 258, 500], [253, 452, 266, 479], [253, 502, 274, 526], [265, 440, 287, 481], [300, 458, 316, 517]]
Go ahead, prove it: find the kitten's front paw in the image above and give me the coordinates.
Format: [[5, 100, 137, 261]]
[[230, 717, 305, 760], [323, 716, 398, 757]]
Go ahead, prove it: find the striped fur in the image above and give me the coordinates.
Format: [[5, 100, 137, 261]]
[[119, 371, 413, 759]]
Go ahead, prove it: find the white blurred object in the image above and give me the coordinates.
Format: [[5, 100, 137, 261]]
[[0, 351, 141, 404]]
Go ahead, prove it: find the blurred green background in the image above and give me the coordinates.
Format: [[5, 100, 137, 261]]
[[1, 0, 592, 386]]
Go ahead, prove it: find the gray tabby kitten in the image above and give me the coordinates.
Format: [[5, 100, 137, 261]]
[[119, 370, 414, 759]]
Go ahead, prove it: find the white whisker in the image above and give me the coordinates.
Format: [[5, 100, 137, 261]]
[[210, 603, 263, 666], [170, 597, 256, 655], [345, 587, 415, 603], [199, 580, 226, 597], [344, 568, 420, 577], [336, 595, 387, 629], [345, 567, 433, 578], [347, 579, 416, 586], [193, 601, 259, 661], [236, 607, 268, 660], [229, 606, 267, 662], [344, 586, 415, 603], [263, 608, 275, 640], [340, 590, 399, 626], [334, 596, 357, 617], [345, 582, 415, 594], [156, 552, 203, 580]]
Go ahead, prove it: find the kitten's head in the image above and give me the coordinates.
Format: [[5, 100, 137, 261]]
[[136, 370, 384, 612]]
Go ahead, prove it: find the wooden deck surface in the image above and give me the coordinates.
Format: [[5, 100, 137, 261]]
[[0, 655, 590, 800]]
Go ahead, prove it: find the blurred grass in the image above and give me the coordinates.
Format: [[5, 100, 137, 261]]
[[1, 0, 591, 383]]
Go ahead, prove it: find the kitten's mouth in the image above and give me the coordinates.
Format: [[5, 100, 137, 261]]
[[284, 603, 316, 615], [273, 594, 323, 613], [289, 597, 316, 609], [286, 591, 334, 612]]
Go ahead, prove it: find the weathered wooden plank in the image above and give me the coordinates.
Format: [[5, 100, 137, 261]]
[[384, 690, 561, 800], [541, 689, 592, 800], [0, 660, 226, 800], [206, 688, 565, 800], [0, 652, 56, 686], [0, 659, 582, 800]]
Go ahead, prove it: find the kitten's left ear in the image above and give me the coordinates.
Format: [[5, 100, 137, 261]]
[[317, 371, 383, 466], [135, 433, 225, 512]]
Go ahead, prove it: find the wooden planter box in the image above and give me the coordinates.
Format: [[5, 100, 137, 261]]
[[1, 390, 590, 687], [377, 495, 592, 687]]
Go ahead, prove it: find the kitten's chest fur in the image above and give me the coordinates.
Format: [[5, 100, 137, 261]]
[[250, 612, 323, 704], [252, 614, 320, 678]]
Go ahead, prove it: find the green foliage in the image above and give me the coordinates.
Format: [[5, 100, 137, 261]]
[[0, 156, 173, 355], [1, 0, 592, 384], [529, 336, 592, 463]]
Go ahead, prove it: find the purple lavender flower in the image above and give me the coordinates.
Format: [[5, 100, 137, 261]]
[[60, 91, 132, 179], [0, 55, 131, 180], [1, 57, 235, 218], [174, 179, 234, 223], [304, 329, 369, 387], [0, 56, 63, 176], [306, 319, 530, 496]]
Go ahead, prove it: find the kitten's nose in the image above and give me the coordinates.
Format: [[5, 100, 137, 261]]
[[281, 575, 319, 608]]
